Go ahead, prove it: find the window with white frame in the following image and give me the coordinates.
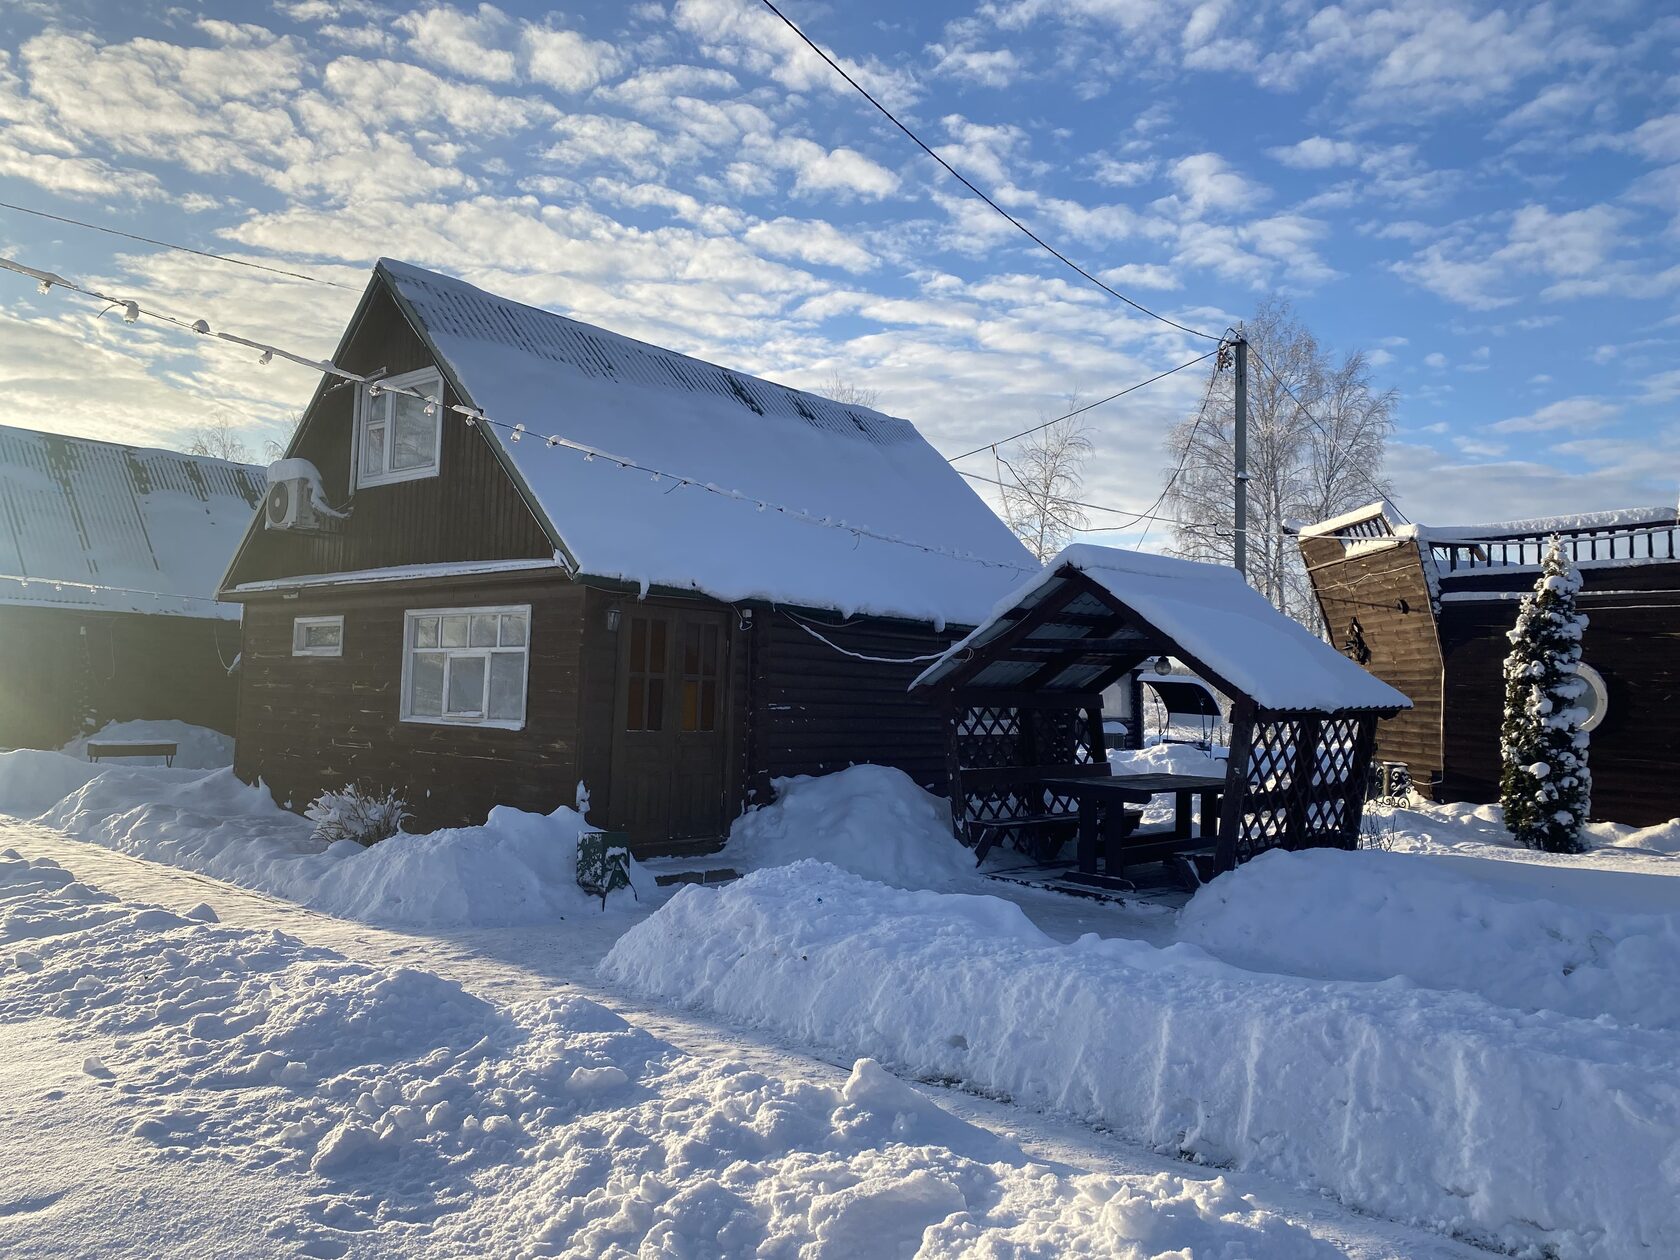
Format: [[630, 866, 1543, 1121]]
[[292, 615, 344, 657], [356, 366, 443, 488], [401, 606, 530, 728]]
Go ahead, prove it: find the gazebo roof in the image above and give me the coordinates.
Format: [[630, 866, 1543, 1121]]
[[912, 544, 1411, 716]]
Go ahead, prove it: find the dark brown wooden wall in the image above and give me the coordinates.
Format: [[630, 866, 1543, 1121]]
[[748, 612, 962, 796], [1300, 536, 1444, 791], [0, 606, 239, 749], [234, 573, 584, 831], [225, 282, 552, 587], [1440, 594, 1680, 826]]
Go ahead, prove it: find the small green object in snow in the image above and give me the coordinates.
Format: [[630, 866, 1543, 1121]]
[[577, 830, 634, 908]]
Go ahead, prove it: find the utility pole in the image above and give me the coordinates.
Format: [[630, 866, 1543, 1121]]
[[1233, 333, 1249, 578]]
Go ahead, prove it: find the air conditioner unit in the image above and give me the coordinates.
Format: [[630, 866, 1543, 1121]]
[[263, 459, 339, 532]]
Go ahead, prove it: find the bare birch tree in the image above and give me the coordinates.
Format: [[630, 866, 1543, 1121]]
[[183, 412, 255, 464], [998, 406, 1095, 564], [1161, 299, 1396, 628], [815, 372, 881, 411]]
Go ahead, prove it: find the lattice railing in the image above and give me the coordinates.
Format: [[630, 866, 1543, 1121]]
[[1225, 713, 1377, 866], [952, 701, 1099, 860]]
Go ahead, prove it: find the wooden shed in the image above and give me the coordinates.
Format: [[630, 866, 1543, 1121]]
[[218, 260, 1038, 852], [912, 545, 1411, 875], [0, 423, 260, 749], [1296, 503, 1680, 825]]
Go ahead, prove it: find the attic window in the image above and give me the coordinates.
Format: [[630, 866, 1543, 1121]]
[[356, 367, 443, 488]]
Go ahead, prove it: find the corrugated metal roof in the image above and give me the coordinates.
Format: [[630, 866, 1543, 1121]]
[[390, 264, 920, 448], [0, 424, 261, 618]]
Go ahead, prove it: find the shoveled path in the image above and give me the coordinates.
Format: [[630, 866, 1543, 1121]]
[[0, 817, 1489, 1260]]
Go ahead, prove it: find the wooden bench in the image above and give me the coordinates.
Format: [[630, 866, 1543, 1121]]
[[85, 740, 178, 767]]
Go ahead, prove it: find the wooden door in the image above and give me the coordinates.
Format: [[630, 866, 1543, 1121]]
[[609, 607, 730, 846]]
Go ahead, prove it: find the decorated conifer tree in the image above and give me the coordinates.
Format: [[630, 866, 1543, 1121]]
[[1499, 537, 1592, 853]]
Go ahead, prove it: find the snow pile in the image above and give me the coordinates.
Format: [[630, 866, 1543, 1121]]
[[726, 765, 976, 888], [1371, 796, 1680, 860], [60, 719, 234, 769], [0, 851, 1352, 1259], [1179, 847, 1680, 1030], [307, 803, 656, 927], [604, 861, 1680, 1260], [1108, 742, 1227, 776], [0, 751, 650, 927]]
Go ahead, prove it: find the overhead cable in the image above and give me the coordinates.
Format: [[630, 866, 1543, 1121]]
[[757, 0, 1220, 343]]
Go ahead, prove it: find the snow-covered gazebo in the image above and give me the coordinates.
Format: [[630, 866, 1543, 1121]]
[[912, 545, 1411, 874]]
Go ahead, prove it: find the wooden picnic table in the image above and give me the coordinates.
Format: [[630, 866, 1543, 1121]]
[[1034, 771, 1225, 877], [86, 740, 178, 767]]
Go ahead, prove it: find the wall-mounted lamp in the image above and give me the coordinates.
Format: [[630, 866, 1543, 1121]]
[[606, 605, 621, 632]]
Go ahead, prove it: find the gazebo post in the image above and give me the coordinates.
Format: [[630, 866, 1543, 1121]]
[[1214, 698, 1256, 872]]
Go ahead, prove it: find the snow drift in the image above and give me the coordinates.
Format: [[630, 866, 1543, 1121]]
[[0, 850, 1352, 1258], [0, 751, 651, 927], [726, 764, 976, 888], [602, 861, 1680, 1260], [1179, 846, 1680, 1031]]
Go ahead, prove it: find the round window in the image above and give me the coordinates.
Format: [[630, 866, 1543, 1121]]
[[1576, 663, 1609, 733]]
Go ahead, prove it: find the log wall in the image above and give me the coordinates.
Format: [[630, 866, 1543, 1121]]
[[1299, 535, 1444, 791], [233, 572, 584, 831], [0, 606, 239, 749]]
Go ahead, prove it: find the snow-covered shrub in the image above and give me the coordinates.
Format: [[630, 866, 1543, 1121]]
[[1499, 538, 1591, 853], [306, 783, 409, 846]]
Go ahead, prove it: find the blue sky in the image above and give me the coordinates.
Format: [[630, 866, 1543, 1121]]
[[0, 0, 1677, 540]]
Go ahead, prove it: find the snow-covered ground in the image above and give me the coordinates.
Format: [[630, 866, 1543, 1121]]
[[3, 731, 1677, 1257]]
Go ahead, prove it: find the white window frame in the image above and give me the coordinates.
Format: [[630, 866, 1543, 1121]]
[[292, 615, 344, 657], [1576, 662, 1609, 733], [354, 366, 444, 489], [399, 604, 531, 730]]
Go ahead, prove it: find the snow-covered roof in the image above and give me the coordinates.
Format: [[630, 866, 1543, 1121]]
[[915, 544, 1411, 714], [0, 424, 262, 619], [1410, 505, 1678, 542], [378, 260, 1037, 625]]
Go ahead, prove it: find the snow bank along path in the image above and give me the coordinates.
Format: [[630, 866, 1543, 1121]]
[[603, 862, 1680, 1260], [0, 750, 654, 928], [1179, 846, 1680, 1031], [0, 849, 1359, 1259]]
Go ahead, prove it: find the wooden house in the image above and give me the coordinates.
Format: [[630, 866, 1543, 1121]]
[[1296, 502, 1680, 825], [0, 423, 261, 749], [217, 260, 1038, 852]]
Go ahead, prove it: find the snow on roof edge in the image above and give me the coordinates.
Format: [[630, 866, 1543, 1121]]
[[1416, 505, 1679, 541]]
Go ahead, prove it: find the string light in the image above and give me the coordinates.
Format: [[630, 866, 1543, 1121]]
[[0, 254, 1043, 576]]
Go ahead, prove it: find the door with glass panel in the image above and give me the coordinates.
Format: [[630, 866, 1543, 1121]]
[[610, 607, 729, 846]]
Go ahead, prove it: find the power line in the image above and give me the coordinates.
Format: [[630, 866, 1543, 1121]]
[[757, 0, 1219, 344], [1138, 349, 1227, 550], [0, 200, 356, 290], [955, 467, 1240, 534], [947, 347, 1220, 462]]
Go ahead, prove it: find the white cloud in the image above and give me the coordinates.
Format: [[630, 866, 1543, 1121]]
[[744, 218, 877, 272], [1166, 152, 1266, 216], [1268, 136, 1359, 168], [522, 26, 622, 93], [1099, 262, 1179, 290], [1491, 397, 1620, 433], [928, 44, 1021, 88], [1091, 156, 1155, 187], [395, 3, 519, 82], [756, 137, 900, 201]]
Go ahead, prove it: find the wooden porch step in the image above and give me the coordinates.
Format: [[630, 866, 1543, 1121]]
[[653, 867, 740, 889], [629, 835, 728, 862]]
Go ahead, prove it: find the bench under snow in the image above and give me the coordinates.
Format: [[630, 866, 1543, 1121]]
[[85, 740, 178, 767]]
